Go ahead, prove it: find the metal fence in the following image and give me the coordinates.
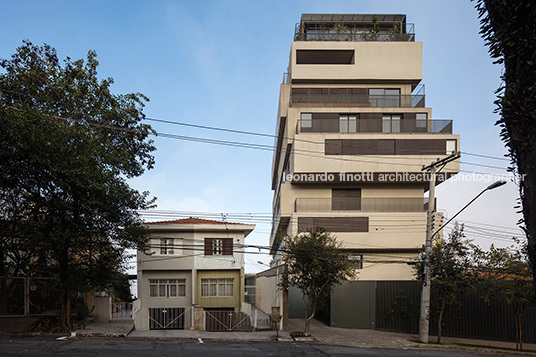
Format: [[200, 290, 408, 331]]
[[330, 280, 536, 344], [0, 277, 60, 316]]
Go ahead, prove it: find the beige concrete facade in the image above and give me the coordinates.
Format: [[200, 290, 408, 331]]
[[270, 14, 460, 281]]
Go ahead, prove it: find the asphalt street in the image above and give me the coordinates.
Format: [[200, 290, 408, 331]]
[[0, 336, 508, 356]]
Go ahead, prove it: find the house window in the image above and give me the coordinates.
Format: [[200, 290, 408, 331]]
[[301, 113, 312, 128], [339, 114, 357, 133], [200, 278, 234, 297], [416, 113, 427, 128], [369, 88, 400, 107], [382, 114, 401, 133], [160, 238, 174, 255], [348, 255, 363, 269], [204, 238, 233, 256], [446, 140, 456, 155], [149, 279, 186, 298], [212, 239, 223, 255]]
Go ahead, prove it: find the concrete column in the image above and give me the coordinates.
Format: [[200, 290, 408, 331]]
[[193, 305, 204, 330]]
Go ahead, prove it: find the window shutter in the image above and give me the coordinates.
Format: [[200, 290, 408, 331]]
[[204, 238, 213, 255], [222, 238, 233, 255]]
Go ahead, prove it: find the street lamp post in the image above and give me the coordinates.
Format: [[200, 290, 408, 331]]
[[418, 179, 507, 343]]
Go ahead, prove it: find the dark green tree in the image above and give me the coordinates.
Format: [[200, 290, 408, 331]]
[[474, 0, 536, 293], [472, 238, 534, 351], [415, 223, 472, 344], [281, 228, 355, 335], [0, 41, 155, 328]]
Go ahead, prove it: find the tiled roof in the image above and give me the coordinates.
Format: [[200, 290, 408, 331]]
[[146, 217, 245, 225]]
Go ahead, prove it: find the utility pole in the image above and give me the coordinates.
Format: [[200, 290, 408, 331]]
[[419, 152, 460, 343]]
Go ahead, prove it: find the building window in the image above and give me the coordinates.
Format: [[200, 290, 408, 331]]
[[301, 113, 312, 128], [348, 255, 363, 269], [382, 114, 401, 133], [160, 238, 174, 255], [446, 140, 456, 155], [339, 114, 357, 133], [149, 279, 186, 298], [369, 88, 400, 107], [201, 278, 234, 297], [416, 113, 427, 128], [212, 239, 223, 255], [204, 238, 233, 255]]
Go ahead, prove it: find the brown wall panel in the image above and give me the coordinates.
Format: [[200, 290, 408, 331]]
[[298, 217, 369, 232], [325, 139, 447, 156]]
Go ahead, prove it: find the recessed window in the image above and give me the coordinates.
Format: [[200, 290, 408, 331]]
[[382, 114, 401, 133], [301, 113, 312, 128], [201, 278, 234, 297], [204, 238, 233, 256], [348, 255, 363, 269], [160, 238, 174, 255], [446, 140, 456, 155], [212, 239, 223, 255], [339, 114, 357, 133], [296, 50, 355, 64], [416, 113, 427, 128], [149, 279, 186, 298]]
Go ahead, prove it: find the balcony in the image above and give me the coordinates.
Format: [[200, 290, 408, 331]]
[[291, 89, 425, 108], [296, 118, 453, 134], [294, 197, 429, 212], [294, 14, 415, 42]]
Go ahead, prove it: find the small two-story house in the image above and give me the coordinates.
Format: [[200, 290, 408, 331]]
[[135, 217, 255, 330]]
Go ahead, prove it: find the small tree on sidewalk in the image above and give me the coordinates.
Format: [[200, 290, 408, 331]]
[[281, 228, 355, 335], [472, 238, 534, 351], [415, 223, 472, 343]]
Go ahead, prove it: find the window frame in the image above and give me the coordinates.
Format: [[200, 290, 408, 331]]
[[300, 113, 312, 129], [200, 278, 234, 298], [149, 278, 186, 298]]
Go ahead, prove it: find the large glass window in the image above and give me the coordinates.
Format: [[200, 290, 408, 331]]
[[149, 279, 186, 298], [369, 88, 400, 107], [416, 113, 427, 128], [339, 114, 357, 133], [200, 278, 234, 297], [301, 113, 312, 128], [382, 114, 401, 133]]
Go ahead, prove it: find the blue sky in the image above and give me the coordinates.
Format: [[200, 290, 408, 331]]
[[0, 0, 521, 273]]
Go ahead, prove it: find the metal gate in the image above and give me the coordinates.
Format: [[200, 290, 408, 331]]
[[148, 307, 185, 330], [205, 309, 252, 331], [112, 302, 132, 320]]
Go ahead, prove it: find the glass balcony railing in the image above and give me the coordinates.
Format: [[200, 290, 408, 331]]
[[291, 93, 425, 108], [294, 23, 416, 42], [296, 118, 453, 134], [294, 197, 429, 212]]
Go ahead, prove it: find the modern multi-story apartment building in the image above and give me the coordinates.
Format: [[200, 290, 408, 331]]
[[135, 217, 255, 330], [270, 14, 460, 280]]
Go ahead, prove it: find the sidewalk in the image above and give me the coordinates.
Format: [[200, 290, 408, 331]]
[[75, 322, 134, 337], [287, 318, 536, 354], [129, 329, 290, 341]]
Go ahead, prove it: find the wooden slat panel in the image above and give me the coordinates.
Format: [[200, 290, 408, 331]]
[[204, 238, 213, 255]]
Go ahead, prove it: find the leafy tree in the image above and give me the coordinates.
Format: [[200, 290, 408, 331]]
[[0, 41, 155, 328], [415, 223, 472, 344], [472, 238, 534, 351], [281, 228, 355, 335], [474, 0, 536, 293]]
